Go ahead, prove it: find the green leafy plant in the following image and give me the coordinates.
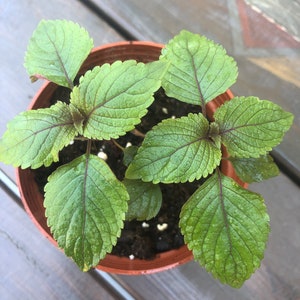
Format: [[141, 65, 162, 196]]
[[0, 20, 294, 288]]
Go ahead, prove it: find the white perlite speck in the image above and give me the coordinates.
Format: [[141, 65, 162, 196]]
[[157, 223, 168, 231], [129, 254, 135, 260], [97, 151, 108, 161], [142, 222, 150, 228], [162, 107, 168, 114]]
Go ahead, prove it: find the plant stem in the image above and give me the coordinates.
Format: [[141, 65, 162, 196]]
[[112, 139, 125, 151], [86, 139, 92, 156], [202, 102, 207, 118], [74, 136, 89, 141], [131, 128, 145, 138], [69, 81, 74, 90]]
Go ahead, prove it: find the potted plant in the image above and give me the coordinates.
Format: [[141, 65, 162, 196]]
[[0, 20, 293, 288]]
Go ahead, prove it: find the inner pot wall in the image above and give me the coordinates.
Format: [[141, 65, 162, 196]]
[[16, 41, 246, 275]]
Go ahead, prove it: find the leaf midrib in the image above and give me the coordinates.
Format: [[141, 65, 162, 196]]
[[186, 44, 206, 111], [45, 28, 74, 89], [219, 120, 275, 135], [216, 170, 235, 273], [80, 154, 89, 260], [12, 120, 74, 148], [140, 135, 211, 171], [84, 79, 146, 124]]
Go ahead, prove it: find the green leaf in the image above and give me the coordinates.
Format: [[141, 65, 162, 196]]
[[122, 146, 138, 167], [69, 103, 85, 135], [0, 102, 77, 169], [123, 179, 162, 221], [229, 154, 279, 183], [160, 30, 237, 106], [180, 172, 270, 288], [44, 154, 129, 271], [126, 113, 222, 183], [24, 19, 94, 88], [215, 97, 294, 158], [70, 60, 167, 140]]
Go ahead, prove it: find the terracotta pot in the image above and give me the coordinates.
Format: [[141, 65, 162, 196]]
[[17, 41, 246, 275]]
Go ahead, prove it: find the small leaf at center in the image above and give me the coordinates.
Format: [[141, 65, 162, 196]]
[[123, 179, 162, 221]]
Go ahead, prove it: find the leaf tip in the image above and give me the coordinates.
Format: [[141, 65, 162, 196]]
[[29, 74, 47, 83]]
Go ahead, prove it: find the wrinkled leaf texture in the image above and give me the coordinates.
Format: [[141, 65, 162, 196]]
[[70, 60, 167, 140], [0, 101, 76, 168], [24, 19, 93, 88], [215, 97, 294, 158], [180, 172, 270, 288], [160, 30, 238, 107], [126, 113, 222, 183], [44, 154, 129, 271]]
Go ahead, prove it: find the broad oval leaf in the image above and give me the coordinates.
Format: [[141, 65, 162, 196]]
[[230, 154, 279, 183], [126, 113, 222, 183], [180, 172, 270, 288], [214, 97, 294, 158], [160, 30, 237, 106], [0, 101, 77, 169], [24, 19, 94, 88], [123, 179, 162, 221], [44, 154, 129, 271], [70, 60, 167, 140]]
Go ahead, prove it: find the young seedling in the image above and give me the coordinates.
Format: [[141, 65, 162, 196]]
[[127, 30, 293, 287], [0, 21, 294, 288]]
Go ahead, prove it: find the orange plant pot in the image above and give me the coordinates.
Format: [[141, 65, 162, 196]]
[[16, 41, 246, 275]]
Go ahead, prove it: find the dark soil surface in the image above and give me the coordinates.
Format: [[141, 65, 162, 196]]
[[33, 87, 204, 260]]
